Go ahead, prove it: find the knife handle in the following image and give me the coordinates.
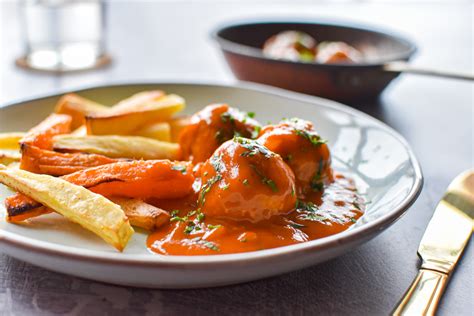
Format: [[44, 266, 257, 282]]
[[393, 269, 448, 316]]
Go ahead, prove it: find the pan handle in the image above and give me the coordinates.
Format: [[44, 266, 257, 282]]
[[383, 61, 474, 81]]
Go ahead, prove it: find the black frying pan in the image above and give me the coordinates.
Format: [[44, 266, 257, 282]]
[[212, 20, 473, 102]]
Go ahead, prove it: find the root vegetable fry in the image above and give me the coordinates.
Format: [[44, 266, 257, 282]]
[[0, 150, 21, 165], [0, 133, 25, 150], [85, 94, 185, 135], [20, 144, 119, 175], [133, 122, 171, 141], [5, 160, 194, 219], [55, 93, 109, 129], [53, 135, 179, 160], [8, 198, 169, 231], [0, 164, 134, 251], [169, 116, 190, 142], [110, 198, 170, 231], [20, 114, 72, 149], [112, 90, 165, 111]]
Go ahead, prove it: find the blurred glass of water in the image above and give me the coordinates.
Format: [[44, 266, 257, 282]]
[[18, 0, 110, 72]]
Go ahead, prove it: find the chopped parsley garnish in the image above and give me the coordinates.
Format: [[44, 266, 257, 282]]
[[210, 154, 225, 173], [207, 224, 222, 230], [222, 183, 230, 190], [350, 217, 357, 223], [191, 237, 220, 251], [295, 200, 327, 222], [198, 154, 225, 206], [184, 222, 196, 234], [353, 201, 360, 210], [283, 117, 327, 146], [249, 164, 278, 192], [197, 212, 205, 222], [295, 129, 327, 146], [220, 112, 234, 124], [300, 213, 326, 222], [247, 111, 255, 118], [310, 158, 325, 192], [171, 165, 187, 174], [234, 137, 274, 158], [242, 179, 249, 186], [251, 125, 261, 139], [289, 222, 305, 228]]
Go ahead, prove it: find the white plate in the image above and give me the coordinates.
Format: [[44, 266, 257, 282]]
[[0, 81, 422, 288]]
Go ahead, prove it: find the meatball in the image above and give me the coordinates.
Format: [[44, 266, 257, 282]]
[[179, 104, 261, 163], [263, 30, 317, 62], [316, 42, 362, 64], [257, 118, 333, 200], [197, 137, 296, 222]]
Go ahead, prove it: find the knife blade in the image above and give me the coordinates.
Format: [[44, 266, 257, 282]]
[[393, 170, 473, 316]]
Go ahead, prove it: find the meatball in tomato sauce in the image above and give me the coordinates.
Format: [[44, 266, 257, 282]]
[[197, 137, 296, 222], [179, 104, 261, 163], [257, 118, 333, 200]]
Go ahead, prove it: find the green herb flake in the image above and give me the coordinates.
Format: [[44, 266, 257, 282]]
[[289, 222, 305, 229], [191, 237, 220, 251], [207, 224, 222, 230], [184, 222, 195, 234], [222, 183, 230, 190], [249, 164, 278, 192], [170, 215, 187, 222], [196, 212, 205, 222], [251, 125, 261, 139], [247, 111, 255, 118], [242, 179, 249, 186], [171, 165, 187, 174], [350, 217, 357, 223]]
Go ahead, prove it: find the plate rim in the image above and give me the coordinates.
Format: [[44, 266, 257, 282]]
[[0, 80, 423, 267]]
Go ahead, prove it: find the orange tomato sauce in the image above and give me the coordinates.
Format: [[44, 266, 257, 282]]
[[147, 173, 364, 255]]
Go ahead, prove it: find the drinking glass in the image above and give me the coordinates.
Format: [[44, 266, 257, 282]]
[[16, 0, 110, 72]]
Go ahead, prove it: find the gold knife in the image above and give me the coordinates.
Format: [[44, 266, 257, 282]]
[[393, 170, 474, 316]]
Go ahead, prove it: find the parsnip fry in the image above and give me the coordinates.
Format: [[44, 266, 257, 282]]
[[169, 116, 190, 142], [133, 122, 171, 141], [85, 94, 185, 135], [0, 133, 25, 150], [111, 198, 170, 231], [53, 135, 179, 160], [55, 93, 109, 129], [112, 90, 165, 111], [0, 150, 21, 165], [0, 164, 134, 251]]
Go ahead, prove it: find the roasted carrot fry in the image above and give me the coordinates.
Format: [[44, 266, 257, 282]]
[[55, 93, 109, 129], [20, 113, 72, 150], [20, 144, 119, 175], [5, 160, 194, 218], [8, 197, 169, 231], [110, 198, 170, 231]]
